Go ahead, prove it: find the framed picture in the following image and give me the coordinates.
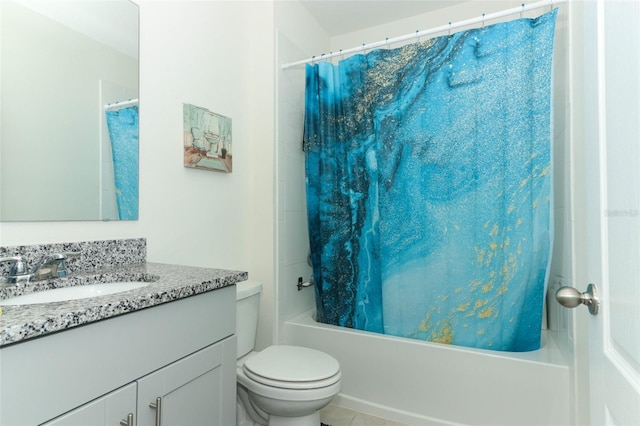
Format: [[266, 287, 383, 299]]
[[183, 103, 232, 173]]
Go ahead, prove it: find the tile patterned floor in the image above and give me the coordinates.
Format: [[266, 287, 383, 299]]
[[320, 404, 410, 426]]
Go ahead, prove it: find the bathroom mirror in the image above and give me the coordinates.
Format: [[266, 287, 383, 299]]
[[0, 0, 139, 221]]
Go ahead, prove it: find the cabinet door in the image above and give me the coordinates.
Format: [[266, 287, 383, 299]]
[[42, 382, 137, 426], [137, 337, 236, 426]]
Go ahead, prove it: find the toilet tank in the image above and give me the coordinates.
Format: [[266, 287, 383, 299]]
[[236, 280, 262, 359]]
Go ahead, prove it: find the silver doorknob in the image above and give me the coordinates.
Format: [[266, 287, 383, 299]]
[[555, 283, 600, 316]]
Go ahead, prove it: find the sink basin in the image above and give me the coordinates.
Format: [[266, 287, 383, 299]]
[[0, 282, 152, 306]]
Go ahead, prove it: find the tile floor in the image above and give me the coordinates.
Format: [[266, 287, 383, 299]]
[[320, 404, 410, 426]]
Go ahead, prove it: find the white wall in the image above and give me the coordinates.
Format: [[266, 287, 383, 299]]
[[274, 1, 329, 343], [329, 1, 553, 52], [0, 1, 276, 342]]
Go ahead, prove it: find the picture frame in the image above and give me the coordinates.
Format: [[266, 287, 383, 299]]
[[183, 103, 232, 173]]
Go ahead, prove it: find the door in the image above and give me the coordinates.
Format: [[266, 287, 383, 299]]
[[136, 339, 236, 426], [584, 0, 640, 424]]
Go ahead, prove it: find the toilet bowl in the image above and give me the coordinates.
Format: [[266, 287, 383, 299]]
[[235, 281, 341, 426]]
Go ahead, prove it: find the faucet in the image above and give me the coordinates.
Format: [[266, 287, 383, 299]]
[[0, 255, 33, 284], [31, 252, 80, 281], [0, 252, 80, 284]]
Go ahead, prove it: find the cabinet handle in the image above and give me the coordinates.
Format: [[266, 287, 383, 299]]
[[119, 413, 134, 426], [149, 397, 162, 426]]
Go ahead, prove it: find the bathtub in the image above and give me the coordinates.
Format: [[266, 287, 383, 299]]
[[282, 309, 570, 426]]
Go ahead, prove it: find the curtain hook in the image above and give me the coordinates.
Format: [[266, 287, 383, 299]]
[[482, 13, 486, 28], [311, 55, 316, 65], [340, 49, 344, 62], [520, 3, 525, 19], [416, 29, 421, 43], [386, 37, 390, 50], [448, 21, 452, 36]]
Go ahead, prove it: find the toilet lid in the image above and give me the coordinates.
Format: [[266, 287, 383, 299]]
[[243, 345, 340, 389]]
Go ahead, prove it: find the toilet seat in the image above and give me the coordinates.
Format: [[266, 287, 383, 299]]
[[243, 345, 341, 390]]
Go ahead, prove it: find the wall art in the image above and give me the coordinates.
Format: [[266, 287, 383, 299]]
[[183, 103, 232, 173]]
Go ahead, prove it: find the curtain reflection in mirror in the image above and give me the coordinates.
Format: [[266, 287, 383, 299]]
[[105, 103, 139, 220]]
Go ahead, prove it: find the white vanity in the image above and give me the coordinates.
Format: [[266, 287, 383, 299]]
[[0, 238, 246, 426]]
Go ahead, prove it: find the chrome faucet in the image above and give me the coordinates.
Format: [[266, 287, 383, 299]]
[[0, 252, 80, 284], [0, 255, 33, 284], [31, 252, 80, 281]]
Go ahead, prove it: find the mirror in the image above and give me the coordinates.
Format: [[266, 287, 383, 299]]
[[0, 0, 139, 221]]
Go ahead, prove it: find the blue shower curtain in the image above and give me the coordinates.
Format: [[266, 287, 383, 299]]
[[105, 106, 139, 220], [304, 10, 557, 352]]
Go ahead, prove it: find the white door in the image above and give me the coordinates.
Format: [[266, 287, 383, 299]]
[[583, 0, 640, 424]]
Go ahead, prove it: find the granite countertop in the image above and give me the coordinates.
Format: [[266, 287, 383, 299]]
[[0, 262, 247, 347]]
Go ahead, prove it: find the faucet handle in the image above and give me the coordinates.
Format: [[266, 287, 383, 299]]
[[0, 255, 21, 264], [0, 255, 27, 274], [0, 255, 34, 284], [56, 251, 81, 278]]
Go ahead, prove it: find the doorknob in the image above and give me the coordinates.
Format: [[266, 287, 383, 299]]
[[555, 283, 600, 316]]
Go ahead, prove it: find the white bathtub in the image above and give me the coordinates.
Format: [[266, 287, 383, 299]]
[[282, 309, 570, 426]]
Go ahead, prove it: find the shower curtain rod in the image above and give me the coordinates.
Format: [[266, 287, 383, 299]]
[[104, 98, 139, 110], [281, 0, 565, 70]]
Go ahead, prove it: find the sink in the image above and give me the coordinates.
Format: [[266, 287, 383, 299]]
[[0, 282, 152, 306]]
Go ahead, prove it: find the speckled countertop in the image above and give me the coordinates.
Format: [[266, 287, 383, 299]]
[[0, 262, 247, 347]]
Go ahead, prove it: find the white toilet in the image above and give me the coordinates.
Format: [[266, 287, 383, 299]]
[[235, 280, 341, 426]]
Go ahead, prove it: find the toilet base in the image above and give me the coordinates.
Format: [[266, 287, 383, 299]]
[[237, 399, 261, 426], [268, 411, 320, 426], [237, 393, 322, 426]]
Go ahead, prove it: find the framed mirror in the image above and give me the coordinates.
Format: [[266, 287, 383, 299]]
[[0, 0, 139, 221]]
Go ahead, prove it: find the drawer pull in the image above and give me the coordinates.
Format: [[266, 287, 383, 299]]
[[149, 397, 162, 426], [119, 413, 133, 426]]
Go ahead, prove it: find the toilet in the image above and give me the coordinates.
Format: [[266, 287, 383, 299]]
[[235, 280, 341, 426]]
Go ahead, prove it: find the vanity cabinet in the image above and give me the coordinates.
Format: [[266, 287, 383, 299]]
[[0, 285, 237, 426], [43, 338, 234, 426]]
